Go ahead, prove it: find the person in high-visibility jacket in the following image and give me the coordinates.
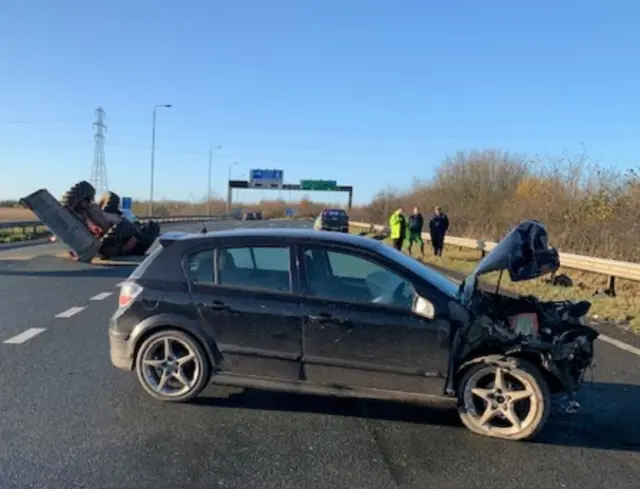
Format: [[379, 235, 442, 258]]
[[388, 207, 407, 251]]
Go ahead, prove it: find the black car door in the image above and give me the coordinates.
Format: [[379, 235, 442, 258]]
[[186, 243, 304, 381], [298, 244, 450, 395]]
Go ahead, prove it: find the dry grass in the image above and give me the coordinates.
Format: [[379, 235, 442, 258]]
[[0, 207, 35, 222], [129, 197, 336, 220], [0, 195, 339, 223]]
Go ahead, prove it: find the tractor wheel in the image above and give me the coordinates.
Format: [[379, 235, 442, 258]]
[[60, 181, 96, 211]]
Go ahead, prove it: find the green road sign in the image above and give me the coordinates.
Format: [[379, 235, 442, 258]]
[[300, 179, 338, 191]]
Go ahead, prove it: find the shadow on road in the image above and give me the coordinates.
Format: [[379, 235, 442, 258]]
[[0, 256, 135, 279], [0, 267, 133, 279], [193, 381, 640, 452], [0, 268, 133, 278], [195, 386, 461, 426]]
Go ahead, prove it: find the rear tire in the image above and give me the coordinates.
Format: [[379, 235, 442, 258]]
[[60, 181, 96, 211], [457, 357, 551, 441], [135, 330, 211, 402]]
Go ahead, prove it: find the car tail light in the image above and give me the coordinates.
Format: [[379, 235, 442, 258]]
[[118, 282, 143, 308]]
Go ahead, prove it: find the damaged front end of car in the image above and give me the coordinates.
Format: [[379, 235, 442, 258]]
[[446, 220, 599, 413]]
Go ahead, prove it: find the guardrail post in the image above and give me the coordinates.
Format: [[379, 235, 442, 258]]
[[607, 276, 616, 297], [477, 240, 486, 258]]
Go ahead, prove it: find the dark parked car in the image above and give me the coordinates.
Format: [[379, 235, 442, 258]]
[[109, 221, 598, 441], [314, 208, 349, 233], [243, 212, 255, 221], [254, 211, 263, 220]]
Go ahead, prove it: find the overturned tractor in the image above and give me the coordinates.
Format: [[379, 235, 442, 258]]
[[21, 181, 161, 262]]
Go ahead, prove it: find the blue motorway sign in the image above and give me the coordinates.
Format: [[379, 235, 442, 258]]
[[285, 207, 296, 217], [121, 197, 132, 210], [249, 169, 284, 187]]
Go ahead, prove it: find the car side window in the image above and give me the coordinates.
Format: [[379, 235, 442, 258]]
[[186, 249, 215, 285], [304, 248, 415, 310], [217, 246, 292, 293], [327, 251, 381, 279], [225, 247, 254, 268]]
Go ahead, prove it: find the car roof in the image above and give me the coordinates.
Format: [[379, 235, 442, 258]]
[[175, 227, 380, 249]]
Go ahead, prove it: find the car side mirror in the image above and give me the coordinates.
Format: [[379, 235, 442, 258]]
[[413, 295, 435, 319]]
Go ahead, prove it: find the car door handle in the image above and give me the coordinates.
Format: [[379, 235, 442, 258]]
[[308, 313, 333, 323], [201, 300, 231, 311], [308, 313, 351, 326]]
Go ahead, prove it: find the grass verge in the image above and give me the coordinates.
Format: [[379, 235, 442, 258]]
[[349, 226, 640, 334], [0, 225, 50, 244]]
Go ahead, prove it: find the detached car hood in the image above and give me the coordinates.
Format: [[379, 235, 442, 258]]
[[459, 220, 560, 305]]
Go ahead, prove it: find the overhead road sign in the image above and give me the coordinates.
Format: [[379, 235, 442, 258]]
[[300, 180, 338, 191], [249, 169, 284, 189]]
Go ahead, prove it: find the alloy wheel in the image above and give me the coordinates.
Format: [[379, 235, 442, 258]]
[[136, 331, 210, 401], [458, 360, 550, 440]]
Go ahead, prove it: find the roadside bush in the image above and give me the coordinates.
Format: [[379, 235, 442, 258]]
[[352, 148, 640, 262]]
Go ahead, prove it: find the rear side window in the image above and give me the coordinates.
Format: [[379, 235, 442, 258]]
[[217, 246, 292, 292], [187, 249, 215, 285], [129, 245, 164, 280]]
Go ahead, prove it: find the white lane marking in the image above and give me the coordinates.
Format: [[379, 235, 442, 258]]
[[4, 328, 47, 344], [598, 334, 640, 357], [55, 306, 86, 318], [90, 292, 113, 301], [115, 281, 126, 287]]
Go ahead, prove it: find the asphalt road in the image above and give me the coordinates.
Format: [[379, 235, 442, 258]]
[[0, 219, 639, 489]]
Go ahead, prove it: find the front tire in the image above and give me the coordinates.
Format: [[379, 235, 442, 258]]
[[457, 357, 551, 441], [135, 330, 211, 402]]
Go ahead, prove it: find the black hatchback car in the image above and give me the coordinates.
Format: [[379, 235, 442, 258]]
[[314, 208, 349, 233], [109, 222, 598, 441]]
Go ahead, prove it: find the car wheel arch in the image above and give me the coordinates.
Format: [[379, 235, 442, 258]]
[[128, 314, 222, 370], [452, 350, 563, 395]]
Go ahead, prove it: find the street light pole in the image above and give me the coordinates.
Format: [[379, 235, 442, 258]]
[[208, 145, 222, 217], [226, 161, 238, 215], [148, 104, 172, 216], [208, 148, 213, 217]]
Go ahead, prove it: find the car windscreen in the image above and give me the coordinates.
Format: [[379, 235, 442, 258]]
[[375, 242, 459, 299]]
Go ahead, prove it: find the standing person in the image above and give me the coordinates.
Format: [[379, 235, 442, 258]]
[[407, 206, 425, 258], [429, 206, 449, 256], [388, 207, 407, 251]]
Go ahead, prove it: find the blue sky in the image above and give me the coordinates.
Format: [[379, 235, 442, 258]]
[[1, 0, 639, 206]]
